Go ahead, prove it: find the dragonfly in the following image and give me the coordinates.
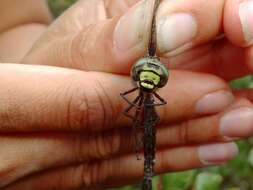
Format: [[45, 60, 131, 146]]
[[120, 0, 169, 189]]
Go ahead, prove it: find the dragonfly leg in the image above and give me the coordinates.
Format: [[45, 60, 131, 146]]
[[154, 115, 160, 125], [132, 95, 144, 160], [121, 89, 145, 160], [135, 131, 143, 160], [154, 92, 167, 105], [121, 87, 138, 96], [120, 87, 140, 108], [145, 92, 167, 107], [122, 95, 141, 120]]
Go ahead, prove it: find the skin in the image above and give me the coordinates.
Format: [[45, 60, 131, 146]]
[[0, 0, 252, 190], [0, 0, 51, 62]]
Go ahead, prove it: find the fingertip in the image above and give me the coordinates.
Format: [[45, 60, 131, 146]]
[[198, 142, 239, 166], [157, 0, 224, 57], [112, 0, 148, 59], [74, 0, 153, 74], [224, 0, 253, 47], [220, 107, 253, 139], [195, 90, 234, 115]]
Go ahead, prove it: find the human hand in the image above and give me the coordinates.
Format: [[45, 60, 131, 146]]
[[0, 0, 51, 62], [1, 64, 250, 190], [3, 0, 253, 189], [24, 0, 253, 80], [23, 0, 253, 105]]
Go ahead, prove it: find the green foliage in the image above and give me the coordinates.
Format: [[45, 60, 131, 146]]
[[194, 172, 223, 190], [161, 170, 196, 190], [48, 1, 253, 189], [48, 0, 77, 17], [230, 75, 253, 89]]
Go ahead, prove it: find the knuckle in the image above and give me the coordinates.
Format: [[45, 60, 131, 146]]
[[65, 78, 116, 131], [73, 134, 88, 161], [79, 164, 94, 187], [83, 129, 121, 160], [92, 79, 117, 130], [70, 25, 95, 70], [79, 163, 108, 188], [0, 158, 19, 187], [94, 129, 121, 159], [64, 81, 90, 130], [70, 164, 94, 188], [74, 129, 122, 161], [176, 121, 190, 145], [155, 151, 171, 173]]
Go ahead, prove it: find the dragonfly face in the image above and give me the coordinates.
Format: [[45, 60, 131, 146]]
[[139, 70, 160, 90], [131, 57, 169, 92]]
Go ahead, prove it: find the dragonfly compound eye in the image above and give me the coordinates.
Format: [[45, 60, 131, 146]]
[[131, 56, 169, 89]]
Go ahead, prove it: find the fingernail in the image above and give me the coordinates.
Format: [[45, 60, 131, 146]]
[[220, 107, 253, 138], [113, 0, 147, 51], [198, 143, 239, 165], [239, 0, 253, 44], [157, 13, 198, 54], [195, 91, 234, 115]]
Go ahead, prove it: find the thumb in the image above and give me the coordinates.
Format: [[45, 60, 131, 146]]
[[24, 0, 226, 75], [234, 89, 253, 103], [104, 0, 140, 18], [23, 0, 156, 73]]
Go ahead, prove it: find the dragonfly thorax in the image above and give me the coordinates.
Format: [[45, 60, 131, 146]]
[[131, 56, 169, 92]]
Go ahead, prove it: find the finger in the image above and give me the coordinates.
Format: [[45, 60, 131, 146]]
[[34, 0, 140, 43], [158, 98, 253, 147], [207, 40, 252, 80], [66, 99, 253, 160], [234, 89, 253, 103], [224, 0, 253, 47], [0, 133, 86, 187], [23, 0, 154, 73], [54, 0, 107, 28], [4, 142, 238, 190], [168, 39, 253, 81], [28, 0, 107, 49], [52, 0, 141, 31], [165, 0, 253, 80], [24, 0, 225, 74], [104, 0, 140, 18], [0, 0, 51, 32], [0, 24, 47, 62], [1, 99, 251, 187], [0, 64, 233, 132], [73, 99, 252, 160]]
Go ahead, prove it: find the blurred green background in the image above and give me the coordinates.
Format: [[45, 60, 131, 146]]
[[48, 0, 253, 189]]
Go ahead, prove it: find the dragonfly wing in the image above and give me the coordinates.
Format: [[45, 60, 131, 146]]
[[131, 95, 145, 160]]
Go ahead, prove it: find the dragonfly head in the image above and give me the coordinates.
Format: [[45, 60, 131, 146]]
[[139, 70, 160, 90], [131, 57, 169, 92]]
